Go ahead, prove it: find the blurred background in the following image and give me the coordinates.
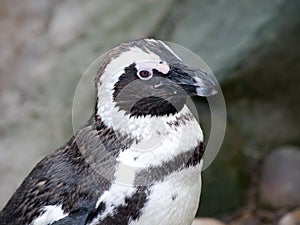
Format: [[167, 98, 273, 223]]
[[0, 0, 299, 224]]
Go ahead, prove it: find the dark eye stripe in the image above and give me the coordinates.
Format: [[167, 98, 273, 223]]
[[113, 63, 138, 100]]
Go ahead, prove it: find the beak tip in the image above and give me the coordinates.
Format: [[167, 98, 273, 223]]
[[196, 86, 218, 97], [189, 68, 219, 97]]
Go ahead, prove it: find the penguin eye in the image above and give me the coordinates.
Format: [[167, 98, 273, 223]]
[[137, 69, 153, 80]]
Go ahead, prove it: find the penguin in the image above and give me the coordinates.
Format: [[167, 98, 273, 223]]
[[0, 38, 217, 225]]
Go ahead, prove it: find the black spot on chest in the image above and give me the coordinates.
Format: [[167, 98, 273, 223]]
[[171, 194, 178, 201]]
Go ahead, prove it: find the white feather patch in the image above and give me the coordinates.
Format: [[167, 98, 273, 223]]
[[130, 162, 203, 225], [100, 46, 162, 86], [116, 105, 203, 168], [91, 184, 136, 224], [30, 204, 68, 225]]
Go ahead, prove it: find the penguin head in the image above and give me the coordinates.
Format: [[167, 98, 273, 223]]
[[95, 39, 217, 120]]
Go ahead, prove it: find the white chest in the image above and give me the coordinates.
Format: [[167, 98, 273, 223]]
[[130, 163, 202, 225], [93, 105, 204, 224], [116, 107, 203, 167]]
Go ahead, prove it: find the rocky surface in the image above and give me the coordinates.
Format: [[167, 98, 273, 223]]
[[278, 208, 300, 225], [156, 0, 289, 81], [0, 0, 299, 224], [260, 146, 300, 209]]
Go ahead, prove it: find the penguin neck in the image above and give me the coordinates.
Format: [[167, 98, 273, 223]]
[[95, 104, 193, 142]]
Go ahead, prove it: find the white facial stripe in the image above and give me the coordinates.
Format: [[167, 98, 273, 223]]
[[96, 44, 184, 133], [100, 47, 162, 84], [145, 38, 160, 43], [136, 60, 170, 75], [96, 47, 167, 128]]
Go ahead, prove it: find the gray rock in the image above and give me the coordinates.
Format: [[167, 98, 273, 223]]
[[260, 146, 300, 209], [278, 208, 300, 225], [155, 0, 292, 81], [221, 0, 300, 151]]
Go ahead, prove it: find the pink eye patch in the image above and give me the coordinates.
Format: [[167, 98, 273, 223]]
[[136, 60, 170, 75]]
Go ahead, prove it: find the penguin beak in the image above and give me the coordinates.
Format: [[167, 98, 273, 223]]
[[167, 64, 218, 97]]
